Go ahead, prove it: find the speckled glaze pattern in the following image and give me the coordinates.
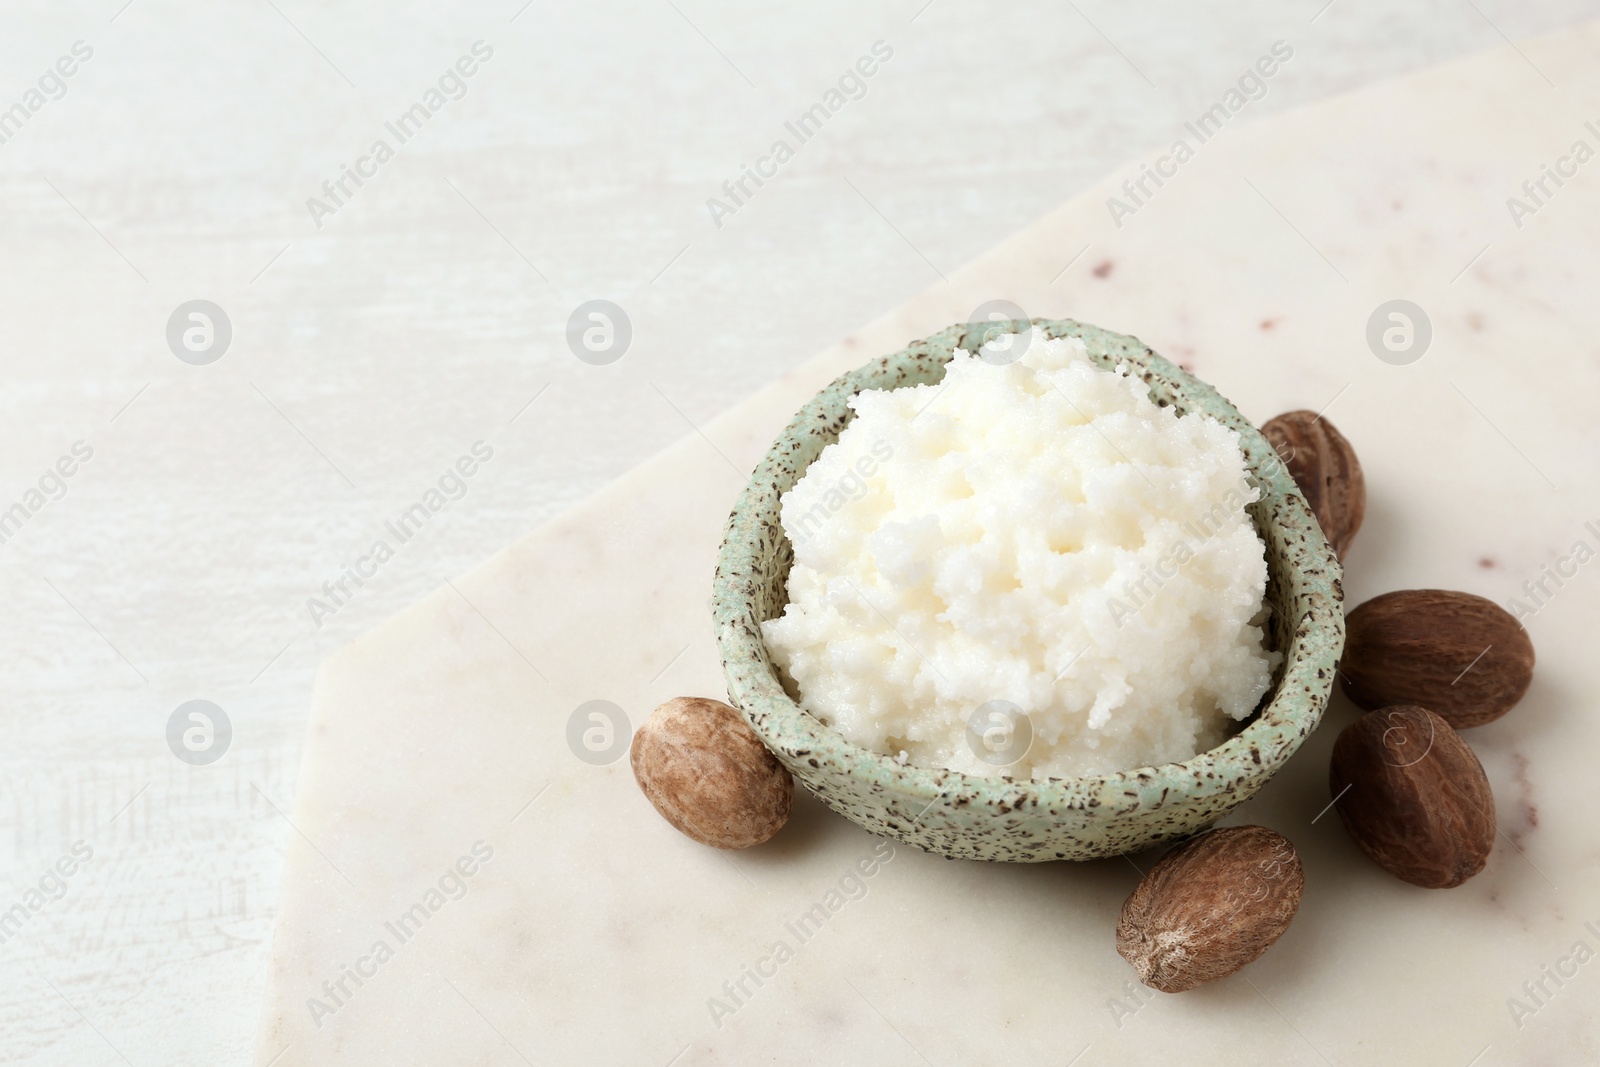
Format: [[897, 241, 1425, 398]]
[[712, 320, 1345, 862]]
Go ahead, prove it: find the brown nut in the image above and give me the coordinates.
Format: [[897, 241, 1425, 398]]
[[1340, 589, 1535, 728], [1115, 826, 1304, 993], [1260, 410, 1366, 560], [631, 697, 792, 849], [1329, 704, 1494, 888]]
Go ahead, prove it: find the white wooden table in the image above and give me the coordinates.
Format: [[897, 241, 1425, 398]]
[[2, 3, 1595, 1063]]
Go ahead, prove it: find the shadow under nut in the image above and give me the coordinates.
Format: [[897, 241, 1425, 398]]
[[632, 697, 793, 849]]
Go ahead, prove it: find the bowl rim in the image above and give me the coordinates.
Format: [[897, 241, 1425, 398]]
[[713, 317, 1344, 822]]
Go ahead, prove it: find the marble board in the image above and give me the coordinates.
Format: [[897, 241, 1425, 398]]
[[256, 24, 1600, 1066]]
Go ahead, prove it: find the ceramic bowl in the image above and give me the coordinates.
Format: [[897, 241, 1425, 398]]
[[712, 319, 1344, 861]]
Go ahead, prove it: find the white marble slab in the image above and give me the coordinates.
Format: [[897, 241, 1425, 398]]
[[257, 25, 1600, 1066]]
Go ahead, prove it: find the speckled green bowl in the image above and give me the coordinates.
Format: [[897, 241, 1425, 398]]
[[712, 319, 1344, 861]]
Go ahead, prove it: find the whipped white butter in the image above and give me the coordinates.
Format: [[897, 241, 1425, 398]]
[[761, 334, 1276, 779]]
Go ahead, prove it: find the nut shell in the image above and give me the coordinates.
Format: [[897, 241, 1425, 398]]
[[1116, 826, 1304, 993], [1329, 705, 1494, 888], [631, 697, 792, 849], [1261, 410, 1366, 560], [1341, 589, 1534, 727]]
